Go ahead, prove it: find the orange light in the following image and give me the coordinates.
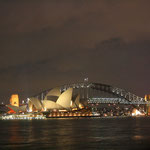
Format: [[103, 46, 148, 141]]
[[10, 94, 19, 107], [145, 95, 147, 101]]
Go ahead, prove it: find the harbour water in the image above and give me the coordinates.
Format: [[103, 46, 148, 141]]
[[0, 117, 150, 150]]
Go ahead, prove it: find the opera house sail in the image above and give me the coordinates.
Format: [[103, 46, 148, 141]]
[[27, 87, 81, 112]]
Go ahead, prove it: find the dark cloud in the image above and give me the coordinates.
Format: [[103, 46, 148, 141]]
[[0, 0, 150, 102]]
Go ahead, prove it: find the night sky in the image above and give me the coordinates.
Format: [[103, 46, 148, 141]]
[[0, 0, 150, 103]]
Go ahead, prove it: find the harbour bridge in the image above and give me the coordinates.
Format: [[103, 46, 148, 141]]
[[33, 82, 149, 105]]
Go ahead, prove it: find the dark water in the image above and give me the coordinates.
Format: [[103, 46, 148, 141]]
[[0, 117, 150, 150]]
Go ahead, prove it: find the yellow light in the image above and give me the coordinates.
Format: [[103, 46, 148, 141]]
[[10, 94, 19, 107], [132, 109, 145, 116]]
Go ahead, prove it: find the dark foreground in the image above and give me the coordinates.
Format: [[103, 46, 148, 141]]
[[0, 117, 150, 150]]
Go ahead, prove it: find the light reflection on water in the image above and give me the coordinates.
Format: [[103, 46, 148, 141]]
[[0, 117, 150, 150]]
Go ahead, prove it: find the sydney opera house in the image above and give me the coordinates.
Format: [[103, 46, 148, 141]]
[[27, 87, 84, 112], [0, 81, 150, 118]]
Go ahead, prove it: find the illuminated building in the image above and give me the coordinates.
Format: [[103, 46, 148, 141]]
[[27, 88, 83, 112], [10, 94, 19, 107], [5, 94, 27, 114]]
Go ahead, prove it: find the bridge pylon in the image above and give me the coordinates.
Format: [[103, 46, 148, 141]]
[[145, 95, 150, 116]]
